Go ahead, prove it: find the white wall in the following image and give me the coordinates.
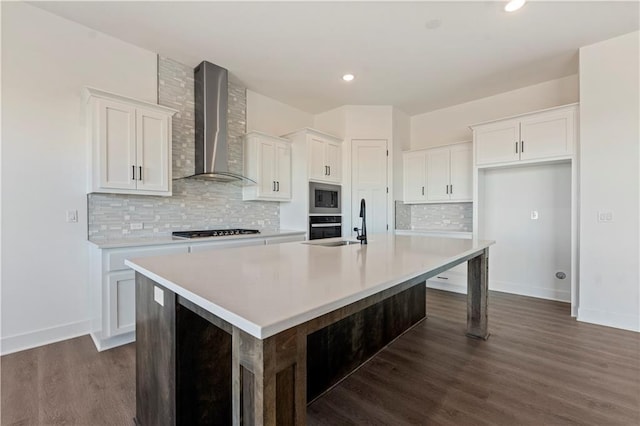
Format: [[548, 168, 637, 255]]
[[480, 164, 572, 302], [1, 2, 158, 354], [578, 31, 640, 332], [392, 108, 410, 199], [246, 89, 313, 136], [411, 75, 579, 149]]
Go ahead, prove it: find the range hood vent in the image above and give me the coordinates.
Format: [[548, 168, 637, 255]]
[[185, 61, 254, 183]]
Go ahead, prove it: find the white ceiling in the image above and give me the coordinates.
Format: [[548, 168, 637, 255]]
[[32, 1, 639, 115]]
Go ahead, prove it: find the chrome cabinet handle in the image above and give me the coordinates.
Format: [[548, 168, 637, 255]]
[[328, 166, 330, 176], [132, 165, 135, 180], [276, 181, 280, 192], [450, 184, 453, 194], [421, 186, 425, 196], [521, 141, 524, 153], [446, 185, 449, 194], [515, 142, 519, 154], [139, 166, 143, 181], [273, 181, 276, 191]]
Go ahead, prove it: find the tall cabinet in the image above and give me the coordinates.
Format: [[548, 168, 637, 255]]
[[280, 128, 343, 238], [471, 103, 579, 314], [84, 87, 177, 196]]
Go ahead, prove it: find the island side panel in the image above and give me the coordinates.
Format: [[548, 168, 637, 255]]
[[176, 303, 232, 424], [467, 248, 490, 340], [307, 282, 426, 402], [135, 274, 176, 426]]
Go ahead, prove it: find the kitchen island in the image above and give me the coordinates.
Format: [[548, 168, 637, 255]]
[[126, 234, 493, 425]]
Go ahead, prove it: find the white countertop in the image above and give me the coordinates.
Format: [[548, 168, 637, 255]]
[[126, 234, 493, 339], [89, 229, 306, 249]]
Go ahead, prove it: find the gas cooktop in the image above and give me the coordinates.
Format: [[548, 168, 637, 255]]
[[172, 229, 260, 239]]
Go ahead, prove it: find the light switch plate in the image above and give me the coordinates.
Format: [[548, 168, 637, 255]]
[[598, 210, 614, 223], [154, 286, 164, 306], [66, 210, 78, 223]]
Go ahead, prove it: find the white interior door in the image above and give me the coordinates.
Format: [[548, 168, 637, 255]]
[[351, 140, 388, 237]]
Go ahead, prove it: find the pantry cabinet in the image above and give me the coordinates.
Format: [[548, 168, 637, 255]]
[[473, 104, 577, 167], [403, 142, 472, 203], [243, 132, 292, 201], [84, 87, 177, 196]]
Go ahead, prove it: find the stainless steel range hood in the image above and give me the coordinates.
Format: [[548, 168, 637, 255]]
[[186, 61, 253, 183]]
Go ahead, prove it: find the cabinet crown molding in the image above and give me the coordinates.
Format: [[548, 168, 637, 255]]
[[280, 127, 342, 142], [244, 131, 291, 143], [83, 87, 178, 116], [469, 103, 578, 130]]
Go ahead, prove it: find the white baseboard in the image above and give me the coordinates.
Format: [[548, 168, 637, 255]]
[[90, 331, 135, 352], [489, 279, 570, 303], [427, 278, 571, 303], [1, 320, 91, 356], [578, 308, 640, 332]]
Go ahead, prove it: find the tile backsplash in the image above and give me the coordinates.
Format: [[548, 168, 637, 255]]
[[88, 56, 279, 241], [395, 201, 472, 232]]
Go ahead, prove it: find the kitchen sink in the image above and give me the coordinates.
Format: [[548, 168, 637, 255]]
[[304, 240, 360, 247]]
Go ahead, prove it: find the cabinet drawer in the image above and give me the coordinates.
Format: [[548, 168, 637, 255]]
[[264, 235, 305, 245], [189, 238, 265, 253], [107, 245, 189, 271]]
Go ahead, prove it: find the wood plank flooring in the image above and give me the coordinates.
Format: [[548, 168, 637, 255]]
[[2, 289, 639, 425]]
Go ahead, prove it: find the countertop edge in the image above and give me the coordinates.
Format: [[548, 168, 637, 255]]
[[89, 229, 306, 249]]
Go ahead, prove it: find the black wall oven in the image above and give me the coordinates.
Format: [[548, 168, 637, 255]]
[[309, 216, 342, 240], [309, 182, 341, 215]]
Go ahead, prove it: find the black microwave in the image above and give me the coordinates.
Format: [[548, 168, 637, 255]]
[[309, 182, 341, 214]]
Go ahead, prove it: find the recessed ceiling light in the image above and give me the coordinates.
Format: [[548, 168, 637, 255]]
[[342, 74, 355, 82], [505, 0, 526, 12]]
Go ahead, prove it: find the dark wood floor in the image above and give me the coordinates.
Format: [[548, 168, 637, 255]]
[[2, 289, 639, 425]]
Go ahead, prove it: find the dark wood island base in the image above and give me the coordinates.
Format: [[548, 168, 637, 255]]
[[134, 248, 489, 425]]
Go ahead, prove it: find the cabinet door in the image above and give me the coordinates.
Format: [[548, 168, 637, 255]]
[[403, 152, 426, 202], [106, 270, 136, 337], [519, 108, 574, 161], [308, 137, 327, 181], [98, 99, 137, 190], [475, 119, 520, 166], [257, 139, 276, 197], [136, 109, 171, 193], [426, 148, 450, 202], [274, 141, 292, 199], [449, 144, 472, 201], [325, 141, 342, 183]]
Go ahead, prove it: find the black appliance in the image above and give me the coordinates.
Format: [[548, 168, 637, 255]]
[[309, 216, 342, 240], [172, 229, 260, 239], [309, 182, 341, 214]]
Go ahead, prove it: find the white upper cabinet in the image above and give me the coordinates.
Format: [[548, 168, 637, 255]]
[[473, 104, 577, 167], [403, 151, 427, 203], [306, 133, 342, 183], [85, 87, 176, 196], [243, 131, 292, 201], [403, 142, 472, 204]]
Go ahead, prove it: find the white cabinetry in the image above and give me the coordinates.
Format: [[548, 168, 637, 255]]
[[403, 142, 472, 203], [89, 232, 305, 351], [243, 132, 292, 201], [474, 104, 576, 167], [283, 128, 342, 184], [84, 87, 177, 196]]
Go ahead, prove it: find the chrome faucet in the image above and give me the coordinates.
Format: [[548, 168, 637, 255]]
[[353, 198, 367, 244]]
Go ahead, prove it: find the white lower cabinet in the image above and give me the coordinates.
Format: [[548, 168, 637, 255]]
[[89, 232, 305, 351], [106, 270, 136, 337]]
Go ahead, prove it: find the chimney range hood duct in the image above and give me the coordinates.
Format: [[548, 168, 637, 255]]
[[186, 61, 254, 183]]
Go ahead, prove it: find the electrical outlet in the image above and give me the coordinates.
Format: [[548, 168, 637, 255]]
[[130, 223, 143, 230], [530, 210, 539, 220], [598, 211, 614, 223], [154, 286, 164, 306], [66, 210, 78, 223]]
